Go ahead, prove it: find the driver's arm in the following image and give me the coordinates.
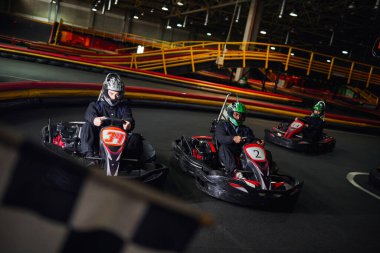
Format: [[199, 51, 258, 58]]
[[85, 102, 103, 126], [215, 122, 234, 145], [120, 103, 135, 131], [244, 127, 263, 145]]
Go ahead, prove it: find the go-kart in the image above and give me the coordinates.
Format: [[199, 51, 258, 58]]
[[42, 117, 168, 186], [264, 117, 336, 152], [172, 94, 303, 208]]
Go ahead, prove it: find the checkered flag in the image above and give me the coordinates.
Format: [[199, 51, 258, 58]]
[[0, 126, 212, 253]]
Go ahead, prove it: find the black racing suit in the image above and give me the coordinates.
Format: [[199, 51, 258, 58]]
[[302, 116, 324, 142], [80, 100, 143, 160], [215, 120, 261, 175]]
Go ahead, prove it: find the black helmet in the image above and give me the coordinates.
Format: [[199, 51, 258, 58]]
[[100, 73, 125, 106]]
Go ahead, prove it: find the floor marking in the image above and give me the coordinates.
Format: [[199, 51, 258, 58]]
[[0, 74, 39, 81], [346, 172, 380, 200]]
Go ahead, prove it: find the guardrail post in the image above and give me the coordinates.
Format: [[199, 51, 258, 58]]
[[347, 62, 355, 84], [243, 42, 246, 68], [190, 46, 195, 72], [366, 66, 373, 88], [161, 50, 167, 75], [54, 18, 63, 46], [285, 48, 292, 72], [307, 52, 314, 76], [328, 57, 335, 80], [265, 44, 270, 69]]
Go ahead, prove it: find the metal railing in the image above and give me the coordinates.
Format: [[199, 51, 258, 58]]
[[123, 41, 380, 89]]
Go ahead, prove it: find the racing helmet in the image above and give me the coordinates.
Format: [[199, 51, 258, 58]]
[[312, 100, 326, 119], [226, 102, 246, 126], [100, 73, 125, 106]]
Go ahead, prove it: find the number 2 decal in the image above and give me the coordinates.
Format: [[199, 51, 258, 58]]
[[253, 149, 261, 158], [245, 145, 266, 162]]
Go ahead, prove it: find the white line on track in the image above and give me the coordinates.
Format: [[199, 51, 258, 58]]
[[346, 172, 380, 200], [0, 74, 39, 81]]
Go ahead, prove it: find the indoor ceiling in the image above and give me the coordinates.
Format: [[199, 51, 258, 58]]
[[95, 0, 380, 64]]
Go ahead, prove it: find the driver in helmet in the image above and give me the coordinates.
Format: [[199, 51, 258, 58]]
[[215, 102, 267, 178], [301, 101, 326, 142], [80, 73, 143, 160]]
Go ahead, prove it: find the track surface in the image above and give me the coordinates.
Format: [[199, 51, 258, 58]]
[[1, 57, 380, 253]]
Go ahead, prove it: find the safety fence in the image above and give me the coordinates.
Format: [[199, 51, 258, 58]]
[[0, 43, 302, 105], [115, 42, 380, 89], [0, 82, 380, 130]]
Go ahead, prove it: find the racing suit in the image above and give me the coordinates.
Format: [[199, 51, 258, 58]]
[[215, 120, 260, 175], [80, 100, 143, 160], [302, 116, 324, 142]]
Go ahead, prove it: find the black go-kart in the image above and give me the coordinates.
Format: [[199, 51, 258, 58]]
[[42, 118, 168, 186], [172, 93, 303, 208], [264, 118, 336, 152]]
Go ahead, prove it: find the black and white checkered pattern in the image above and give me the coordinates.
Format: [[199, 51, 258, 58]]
[[0, 126, 207, 253]]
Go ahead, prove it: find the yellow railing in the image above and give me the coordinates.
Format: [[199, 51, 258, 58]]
[[347, 85, 379, 106], [122, 41, 380, 88], [54, 21, 380, 89]]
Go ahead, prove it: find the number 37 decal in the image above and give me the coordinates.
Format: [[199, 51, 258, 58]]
[[101, 128, 127, 146]]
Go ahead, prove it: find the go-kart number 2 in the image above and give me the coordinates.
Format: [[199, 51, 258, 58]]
[[102, 130, 126, 146], [245, 146, 266, 162]]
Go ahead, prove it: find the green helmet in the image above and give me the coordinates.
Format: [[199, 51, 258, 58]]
[[226, 102, 246, 126], [312, 101, 326, 118]]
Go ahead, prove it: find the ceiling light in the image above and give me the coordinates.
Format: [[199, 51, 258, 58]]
[[133, 15, 139, 19], [289, 10, 298, 17], [52, 0, 57, 3], [204, 10, 209, 26], [92, 7, 97, 11], [348, 1, 355, 9], [260, 30, 267, 35], [162, 5, 169, 11], [270, 46, 276, 50], [150, 9, 154, 13], [177, 1, 184, 6], [235, 5, 241, 23], [278, 0, 286, 18], [166, 19, 172, 29], [206, 32, 212, 36], [375, 0, 380, 9], [290, 52, 295, 56], [101, 1, 105, 14], [342, 50, 349, 55], [182, 16, 187, 28], [177, 23, 182, 27], [107, 0, 111, 11], [114, 0, 118, 4]]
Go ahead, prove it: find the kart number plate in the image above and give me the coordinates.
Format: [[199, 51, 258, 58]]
[[101, 129, 126, 146], [290, 122, 303, 129], [245, 146, 266, 162]]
